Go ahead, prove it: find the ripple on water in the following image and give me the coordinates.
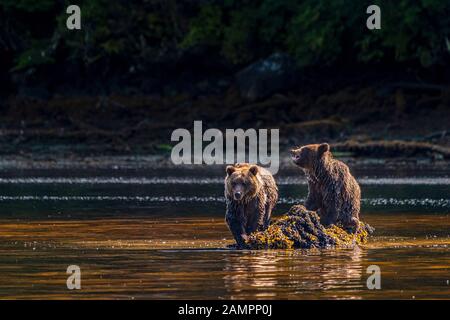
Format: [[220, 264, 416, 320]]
[[0, 176, 449, 185], [0, 195, 449, 208]]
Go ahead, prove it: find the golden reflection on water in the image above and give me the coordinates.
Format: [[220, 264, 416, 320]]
[[222, 248, 366, 299], [0, 214, 449, 299]]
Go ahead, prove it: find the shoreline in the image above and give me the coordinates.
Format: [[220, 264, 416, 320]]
[[1, 152, 449, 173]]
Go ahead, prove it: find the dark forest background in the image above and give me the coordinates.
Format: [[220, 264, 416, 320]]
[[0, 0, 449, 159]]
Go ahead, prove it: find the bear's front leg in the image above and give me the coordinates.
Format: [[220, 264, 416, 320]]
[[263, 202, 273, 229], [225, 204, 249, 249], [341, 216, 360, 234], [226, 216, 249, 248], [304, 180, 320, 211], [320, 201, 339, 227], [318, 188, 339, 226], [246, 198, 266, 233]]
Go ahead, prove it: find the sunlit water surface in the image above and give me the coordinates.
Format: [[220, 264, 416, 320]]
[[0, 168, 449, 299]]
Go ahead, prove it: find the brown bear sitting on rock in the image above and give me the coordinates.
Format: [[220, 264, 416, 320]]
[[225, 163, 278, 248], [291, 143, 361, 233]]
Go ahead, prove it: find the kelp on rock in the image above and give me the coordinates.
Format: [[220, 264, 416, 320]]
[[246, 205, 374, 249]]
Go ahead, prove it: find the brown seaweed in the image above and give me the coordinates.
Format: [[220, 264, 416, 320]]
[[246, 205, 374, 249]]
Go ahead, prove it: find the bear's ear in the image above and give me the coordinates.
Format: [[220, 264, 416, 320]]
[[249, 165, 259, 176], [226, 165, 236, 176], [318, 143, 330, 156]]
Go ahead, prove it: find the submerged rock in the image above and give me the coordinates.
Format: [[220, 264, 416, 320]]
[[246, 205, 374, 249]]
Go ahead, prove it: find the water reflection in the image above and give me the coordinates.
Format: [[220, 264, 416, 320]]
[[221, 248, 366, 299], [0, 169, 449, 299], [0, 216, 449, 299]]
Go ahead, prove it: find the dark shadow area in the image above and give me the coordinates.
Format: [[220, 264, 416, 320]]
[[0, 0, 449, 160]]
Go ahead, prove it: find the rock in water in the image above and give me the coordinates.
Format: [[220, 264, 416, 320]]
[[235, 53, 297, 101], [246, 205, 374, 249]]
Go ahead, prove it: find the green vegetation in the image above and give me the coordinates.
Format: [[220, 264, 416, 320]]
[[1, 0, 449, 78]]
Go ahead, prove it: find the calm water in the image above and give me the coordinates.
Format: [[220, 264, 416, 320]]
[[0, 168, 449, 299]]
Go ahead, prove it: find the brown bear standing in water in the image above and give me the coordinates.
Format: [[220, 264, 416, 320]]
[[291, 143, 361, 233], [225, 163, 278, 248]]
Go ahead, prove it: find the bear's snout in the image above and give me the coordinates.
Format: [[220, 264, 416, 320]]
[[291, 149, 301, 162], [234, 191, 243, 200]]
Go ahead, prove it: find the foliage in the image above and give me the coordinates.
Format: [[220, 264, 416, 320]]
[[182, 0, 450, 67], [0, 0, 54, 12], [11, 40, 55, 71], [1, 0, 449, 78]]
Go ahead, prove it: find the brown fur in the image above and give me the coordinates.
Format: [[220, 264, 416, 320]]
[[224, 163, 278, 248], [291, 143, 361, 233]]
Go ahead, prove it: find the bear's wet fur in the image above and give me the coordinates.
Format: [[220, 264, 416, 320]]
[[291, 143, 361, 233], [224, 163, 278, 248]]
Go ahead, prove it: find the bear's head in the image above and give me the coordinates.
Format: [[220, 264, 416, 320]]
[[225, 163, 261, 201], [290, 143, 330, 170]]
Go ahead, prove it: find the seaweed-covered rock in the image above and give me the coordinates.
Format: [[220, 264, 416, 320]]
[[246, 205, 374, 249]]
